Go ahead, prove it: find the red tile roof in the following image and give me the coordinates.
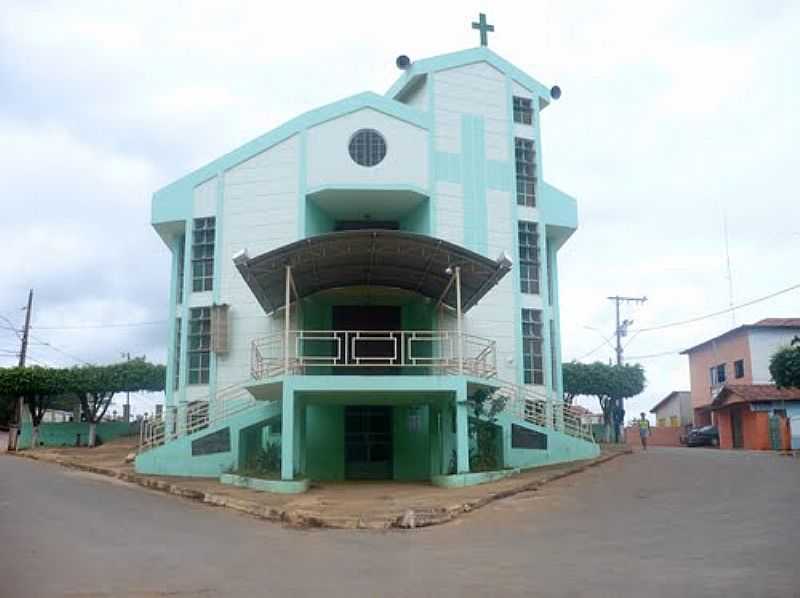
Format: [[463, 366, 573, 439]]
[[754, 318, 800, 327], [711, 384, 800, 409]]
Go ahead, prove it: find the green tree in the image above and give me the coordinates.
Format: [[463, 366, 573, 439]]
[[562, 361, 646, 442], [68, 359, 166, 447], [467, 388, 508, 471], [0, 366, 72, 448], [769, 337, 800, 389]]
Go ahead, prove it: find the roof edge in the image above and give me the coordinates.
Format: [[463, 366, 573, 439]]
[[386, 47, 551, 105], [152, 92, 430, 223]]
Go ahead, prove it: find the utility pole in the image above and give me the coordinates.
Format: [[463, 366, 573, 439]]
[[606, 294, 647, 442], [607, 295, 647, 365], [122, 352, 131, 422], [9, 289, 33, 451]]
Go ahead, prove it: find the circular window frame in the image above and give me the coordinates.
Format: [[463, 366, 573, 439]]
[[348, 129, 387, 167]]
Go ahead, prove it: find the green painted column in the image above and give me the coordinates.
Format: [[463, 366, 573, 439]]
[[455, 385, 470, 474], [281, 383, 295, 481]]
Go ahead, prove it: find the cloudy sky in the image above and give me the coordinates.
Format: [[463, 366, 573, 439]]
[[1, 1, 798, 417]]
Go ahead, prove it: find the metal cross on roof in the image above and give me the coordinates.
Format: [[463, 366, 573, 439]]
[[471, 12, 494, 47]]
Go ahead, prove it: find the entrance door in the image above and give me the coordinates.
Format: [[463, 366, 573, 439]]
[[731, 409, 744, 449], [332, 305, 402, 374], [344, 406, 393, 480]]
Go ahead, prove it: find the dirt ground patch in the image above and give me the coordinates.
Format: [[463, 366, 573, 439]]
[[10, 439, 630, 529]]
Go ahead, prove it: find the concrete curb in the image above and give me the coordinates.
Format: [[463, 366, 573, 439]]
[[8, 448, 632, 531]]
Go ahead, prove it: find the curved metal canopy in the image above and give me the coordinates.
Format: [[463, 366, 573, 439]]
[[234, 230, 511, 315]]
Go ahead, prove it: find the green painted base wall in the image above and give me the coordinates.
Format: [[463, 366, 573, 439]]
[[18, 421, 137, 449], [305, 405, 345, 481], [499, 416, 600, 469]]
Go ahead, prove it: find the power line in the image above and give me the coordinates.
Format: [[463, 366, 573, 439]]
[[630, 282, 800, 334], [32, 319, 167, 331], [574, 340, 610, 362]]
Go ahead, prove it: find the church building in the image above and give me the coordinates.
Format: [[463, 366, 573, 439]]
[[137, 16, 598, 490]]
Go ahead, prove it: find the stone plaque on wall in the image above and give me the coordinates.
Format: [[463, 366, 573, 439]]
[[511, 424, 548, 450], [191, 427, 231, 456]]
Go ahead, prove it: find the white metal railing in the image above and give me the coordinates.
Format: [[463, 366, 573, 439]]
[[494, 380, 595, 443], [138, 382, 260, 452], [250, 329, 497, 380], [139, 365, 595, 455]]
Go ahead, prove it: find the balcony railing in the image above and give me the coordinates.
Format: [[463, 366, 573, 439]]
[[251, 329, 497, 380]]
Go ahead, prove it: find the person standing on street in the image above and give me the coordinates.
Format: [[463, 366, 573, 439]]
[[638, 413, 651, 450]]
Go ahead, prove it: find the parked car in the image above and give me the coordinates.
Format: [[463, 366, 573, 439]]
[[686, 425, 719, 447]]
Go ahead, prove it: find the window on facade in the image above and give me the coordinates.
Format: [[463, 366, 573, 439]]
[[348, 129, 387, 167], [188, 307, 211, 384], [522, 309, 544, 385], [518, 220, 540, 294], [173, 318, 182, 390], [515, 138, 536, 207], [549, 319, 557, 392], [513, 96, 533, 125], [192, 218, 215, 292], [176, 235, 185, 304], [734, 359, 745, 379], [710, 363, 726, 385]]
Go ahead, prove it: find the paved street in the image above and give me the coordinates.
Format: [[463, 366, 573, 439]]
[[1, 447, 798, 597]]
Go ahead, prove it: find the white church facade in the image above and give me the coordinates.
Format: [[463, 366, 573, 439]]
[[136, 29, 597, 487]]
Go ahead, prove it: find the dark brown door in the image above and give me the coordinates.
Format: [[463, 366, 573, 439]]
[[344, 406, 393, 480], [332, 306, 402, 373], [731, 409, 744, 449]]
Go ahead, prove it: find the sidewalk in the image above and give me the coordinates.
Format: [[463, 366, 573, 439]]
[[8, 439, 630, 529]]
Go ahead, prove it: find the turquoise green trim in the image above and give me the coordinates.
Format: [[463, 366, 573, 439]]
[[152, 92, 430, 226], [541, 182, 578, 233], [18, 421, 137, 449], [305, 182, 429, 197], [432, 468, 519, 488], [434, 151, 462, 183], [297, 129, 308, 240], [455, 381, 469, 473], [387, 47, 551, 107], [164, 235, 181, 410], [460, 115, 488, 256], [135, 401, 282, 477], [530, 97, 555, 401], [506, 76, 525, 387], [281, 383, 295, 480], [499, 417, 600, 469], [208, 173, 225, 405], [220, 473, 309, 494], [177, 229, 192, 399], [426, 74, 437, 234]]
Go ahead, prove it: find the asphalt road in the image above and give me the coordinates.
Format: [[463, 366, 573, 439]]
[[1, 447, 798, 597]]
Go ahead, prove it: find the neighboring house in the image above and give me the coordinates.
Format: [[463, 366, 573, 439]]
[[570, 405, 603, 426], [134, 40, 601, 484], [681, 318, 800, 450], [649, 391, 691, 428]]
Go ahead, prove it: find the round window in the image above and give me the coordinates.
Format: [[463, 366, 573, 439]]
[[348, 129, 387, 167]]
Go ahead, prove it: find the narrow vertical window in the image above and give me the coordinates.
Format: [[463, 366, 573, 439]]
[[513, 96, 533, 125], [515, 138, 536, 207], [518, 221, 539, 294], [549, 320, 557, 392], [173, 318, 182, 390], [734, 359, 745, 379], [188, 307, 211, 384], [192, 218, 215, 292], [522, 309, 544, 385], [176, 235, 185, 304]]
